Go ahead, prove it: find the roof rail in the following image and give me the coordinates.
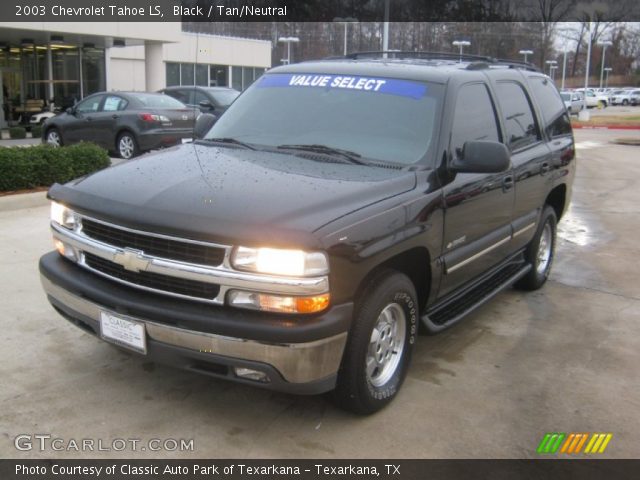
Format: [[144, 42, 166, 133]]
[[334, 51, 541, 72]]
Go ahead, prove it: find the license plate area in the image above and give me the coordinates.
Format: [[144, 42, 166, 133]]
[[100, 311, 147, 354]]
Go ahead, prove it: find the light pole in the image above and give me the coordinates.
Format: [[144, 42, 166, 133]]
[[545, 60, 557, 77], [561, 45, 568, 90], [382, 0, 390, 57], [597, 40, 612, 89], [550, 65, 558, 82], [278, 36, 299, 65], [579, 21, 594, 120], [452, 40, 471, 62], [604, 67, 612, 88], [519, 49, 533, 63]]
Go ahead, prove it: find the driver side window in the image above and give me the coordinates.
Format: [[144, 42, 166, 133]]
[[450, 83, 500, 159]]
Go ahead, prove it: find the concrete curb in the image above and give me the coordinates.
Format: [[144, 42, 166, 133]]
[[0, 191, 48, 212]]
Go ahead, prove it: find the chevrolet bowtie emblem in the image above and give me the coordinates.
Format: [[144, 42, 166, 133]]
[[113, 248, 150, 272]]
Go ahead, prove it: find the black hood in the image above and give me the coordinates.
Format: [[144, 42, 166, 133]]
[[49, 144, 416, 248]]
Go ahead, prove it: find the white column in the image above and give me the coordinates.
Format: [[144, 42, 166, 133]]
[[144, 42, 164, 92], [104, 47, 111, 91]]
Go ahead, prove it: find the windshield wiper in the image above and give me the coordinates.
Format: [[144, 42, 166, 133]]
[[277, 144, 367, 165], [200, 137, 257, 150]]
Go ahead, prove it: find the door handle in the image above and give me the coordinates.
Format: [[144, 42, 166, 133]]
[[502, 175, 514, 192], [85, 116, 93, 121], [541, 162, 551, 175], [112, 114, 119, 119]]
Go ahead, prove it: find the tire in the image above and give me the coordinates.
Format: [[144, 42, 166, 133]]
[[45, 128, 62, 147], [622, 99, 629, 106], [117, 132, 139, 159], [333, 270, 418, 415], [515, 206, 557, 291]]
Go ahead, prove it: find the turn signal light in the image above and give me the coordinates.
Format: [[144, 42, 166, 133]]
[[227, 290, 330, 314]]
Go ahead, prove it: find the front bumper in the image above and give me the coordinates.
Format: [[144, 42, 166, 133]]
[[40, 252, 351, 394]]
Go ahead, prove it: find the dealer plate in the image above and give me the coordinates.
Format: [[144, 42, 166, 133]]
[[181, 137, 193, 144], [100, 311, 147, 354]]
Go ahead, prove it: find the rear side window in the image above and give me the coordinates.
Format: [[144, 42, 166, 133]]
[[494, 82, 540, 151], [103, 96, 128, 112], [528, 77, 572, 138], [450, 83, 500, 159]]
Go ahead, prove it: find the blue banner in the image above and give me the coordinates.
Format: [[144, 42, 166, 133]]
[[257, 73, 427, 99]]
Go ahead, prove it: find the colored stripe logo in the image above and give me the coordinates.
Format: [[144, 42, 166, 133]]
[[537, 433, 612, 454]]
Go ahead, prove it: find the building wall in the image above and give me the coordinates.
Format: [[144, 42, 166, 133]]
[[108, 32, 272, 92], [109, 58, 146, 91]]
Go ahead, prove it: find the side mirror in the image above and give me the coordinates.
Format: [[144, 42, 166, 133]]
[[66, 107, 76, 115], [198, 100, 214, 110], [193, 113, 217, 139], [450, 141, 511, 174]]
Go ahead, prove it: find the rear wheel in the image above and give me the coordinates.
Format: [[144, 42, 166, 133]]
[[515, 206, 557, 291], [622, 99, 629, 106], [333, 270, 418, 415], [45, 128, 62, 147], [117, 132, 138, 159]]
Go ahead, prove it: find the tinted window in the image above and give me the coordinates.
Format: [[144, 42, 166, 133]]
[[76, 95, 103, 113], [494, 82, 540, 150], [529, 78, 572, 138], [207, 89, 240, 107], [193, 90, 209, 105], [450, 83, 500, 158], [165, 89, 191, 104]]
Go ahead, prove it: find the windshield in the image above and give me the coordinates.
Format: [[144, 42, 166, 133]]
[[205, 73, 443, 165], [208, 89, 240, 107], [133, 94, 186, 109]]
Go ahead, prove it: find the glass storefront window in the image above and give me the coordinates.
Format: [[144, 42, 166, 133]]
[[209, 65, 227, 87], [166, 62, 180, 86], [82, 47, 105, 96], [52, 47, 80, 108], [196, 64, 208, 86], [181, 63, 194, 85], [231, 66, 242, 91]]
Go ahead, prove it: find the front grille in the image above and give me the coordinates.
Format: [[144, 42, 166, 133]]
[[84, 252, 220, 300], [82, 219, 225, 267]]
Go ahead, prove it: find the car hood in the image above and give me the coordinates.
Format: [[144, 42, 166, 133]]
[[49, 144, 416, 248]]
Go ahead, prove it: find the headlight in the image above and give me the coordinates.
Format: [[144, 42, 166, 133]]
[[50, 201, 77, 229], [231, 246, 329, 277]]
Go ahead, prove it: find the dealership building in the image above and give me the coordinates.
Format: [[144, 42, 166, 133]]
[[0, 22, 272, 127]]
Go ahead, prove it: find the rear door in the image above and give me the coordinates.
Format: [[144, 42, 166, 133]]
[[439, 82, 515, 297], [491, 79, 552, 251]]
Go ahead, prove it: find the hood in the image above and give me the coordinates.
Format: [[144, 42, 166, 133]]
[[49, 144, 416, 248]]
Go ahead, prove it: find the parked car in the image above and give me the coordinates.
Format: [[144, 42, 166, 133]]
[[574, 88, 608, 108], [560, 91, 583, 114], [30, 110, 57, 126], [42, 92, 196, 159], [40, 53, 574, 414], [159, 86, 240, 116], [610, 89, 634, 106], [629, 90, 640, 106]]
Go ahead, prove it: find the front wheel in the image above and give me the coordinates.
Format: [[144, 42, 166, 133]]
[[515, 206, 557, 291], [333, 271, 418, 415], [117, 132, 139, 159], [45, 128, 62, 147]]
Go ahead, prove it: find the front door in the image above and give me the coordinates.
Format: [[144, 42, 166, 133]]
[[439, 82, 514, 297]]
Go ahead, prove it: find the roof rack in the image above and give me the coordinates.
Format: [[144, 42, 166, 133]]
[[334, 51, 541, 72]]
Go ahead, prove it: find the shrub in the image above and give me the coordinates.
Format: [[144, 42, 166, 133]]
[[0, 143, 110, 192], [31, 125, 43, 138], [9, 126, 27, 139]]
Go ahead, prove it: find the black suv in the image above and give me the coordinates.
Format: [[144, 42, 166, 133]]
[[40, 52, 575, 414]]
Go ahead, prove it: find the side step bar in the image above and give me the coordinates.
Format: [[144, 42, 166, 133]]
[[421, 260, 532, 334]]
